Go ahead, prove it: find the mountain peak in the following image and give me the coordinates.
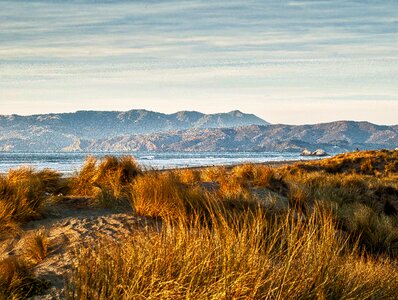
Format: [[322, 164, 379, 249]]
[[228, 110, 244, 117]]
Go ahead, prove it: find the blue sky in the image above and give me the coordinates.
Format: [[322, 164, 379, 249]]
[[0, 0, 397, 124]]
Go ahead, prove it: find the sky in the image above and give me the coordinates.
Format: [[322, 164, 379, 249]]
[[0, 0, 397, 125]]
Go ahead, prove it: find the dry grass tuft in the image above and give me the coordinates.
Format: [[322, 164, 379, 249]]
[[22, 229, 50, 265], [130, 171, 211, 221], [232, 164, 276, 187], [199, 166, 227, 182], [0, 256, 49, 299], [3, 150, 398, 298], [68, 155, 142, 207], [0, 167, 63, 239], [338, 203, 398, 257], [218, 173, 252, 200], [68, 156, 97, 196]]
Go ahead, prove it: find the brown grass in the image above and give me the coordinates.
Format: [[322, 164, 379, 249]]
[[2, 151, 398, 298], [68, 155, 142, 207], [22, 229, 50, 265], [177, 168, 201, 185], [294, 149, 398, 176], [66, 206, 398, 299], [130, 171, 222, 222], [232, 163, 276, 187], [199, 165, 228, 182], [0, 256, 49, 299], [0, 167, 63, 239]]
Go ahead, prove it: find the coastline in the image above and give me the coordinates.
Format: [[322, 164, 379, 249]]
[[0, 151, 327, 175]]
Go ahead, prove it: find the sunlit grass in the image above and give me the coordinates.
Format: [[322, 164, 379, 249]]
[[0, 167, 63, 239], [68, 155, 142, 207], [2, 149, 398, 299], [66, 206, 398, 299]]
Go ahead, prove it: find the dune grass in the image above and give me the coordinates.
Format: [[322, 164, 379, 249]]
[[66, 205, 398, 299], [131, 171, 247, 224], [0, 167, 64, 239], [65, 150, 398, 299], [21, 229, 51, 265], [294, 149, 398, 176], [2, 149, 398, 299], [0, 168, 62, 299], [0, 255, 50, 300], [68, 155, 142, 208]]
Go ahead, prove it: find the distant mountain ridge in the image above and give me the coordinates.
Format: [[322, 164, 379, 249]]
[[0, 110, 397, 152], [86, 121, 398, 153], [0, 109, 268, 140], [0, 109, 269, 151]]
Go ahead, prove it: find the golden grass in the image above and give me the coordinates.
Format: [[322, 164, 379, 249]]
[[0, 256, 49, 299], [130, 171, 226, 222], [199, 165, 228, 182], [130, 171, 188, 219], [22, 229, 50, 265], [68, 155, 142, 207], [294, 149, 398, 176], [0, 167, 63, 239], [0, 229, 52, 299], [177, 168, 201, 185], [232, 163, 276, 187], [279, 166, 398, 257], [130, 169, 266, 225], [2, 150, 398, 298], [66, 206, 398, 299]]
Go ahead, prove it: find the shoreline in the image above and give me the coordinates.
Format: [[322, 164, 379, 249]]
[[172, 158, 313, 172], [0, 157, 326, 176]]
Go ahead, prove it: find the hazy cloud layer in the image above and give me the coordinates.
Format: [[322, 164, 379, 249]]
[[1, 0, 397, 124]]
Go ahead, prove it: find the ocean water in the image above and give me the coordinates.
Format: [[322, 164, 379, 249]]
[[0, 152, 321, 174]]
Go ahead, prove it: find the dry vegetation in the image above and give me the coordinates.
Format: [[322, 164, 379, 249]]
[[68, 155, 142, 208], [0, 256, 49, 299], [0, 167, 58, 299], [66, 209, 398, 299], [0, 167, 63, 239], [1, 150, 398, 299]]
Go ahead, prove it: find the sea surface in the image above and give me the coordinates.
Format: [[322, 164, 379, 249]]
[[0, 152, 322, 174]]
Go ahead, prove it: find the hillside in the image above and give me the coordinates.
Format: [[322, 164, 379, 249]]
[[0, 109, 268, 151], [0, 111, 397, 152], [0, 109, 268, 138], [87, 121, 398, 152]]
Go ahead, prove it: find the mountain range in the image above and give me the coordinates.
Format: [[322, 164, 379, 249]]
[[0, 109, 397, 152]]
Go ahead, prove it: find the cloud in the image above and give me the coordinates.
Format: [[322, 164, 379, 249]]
[[0, 0, 397, 124]]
